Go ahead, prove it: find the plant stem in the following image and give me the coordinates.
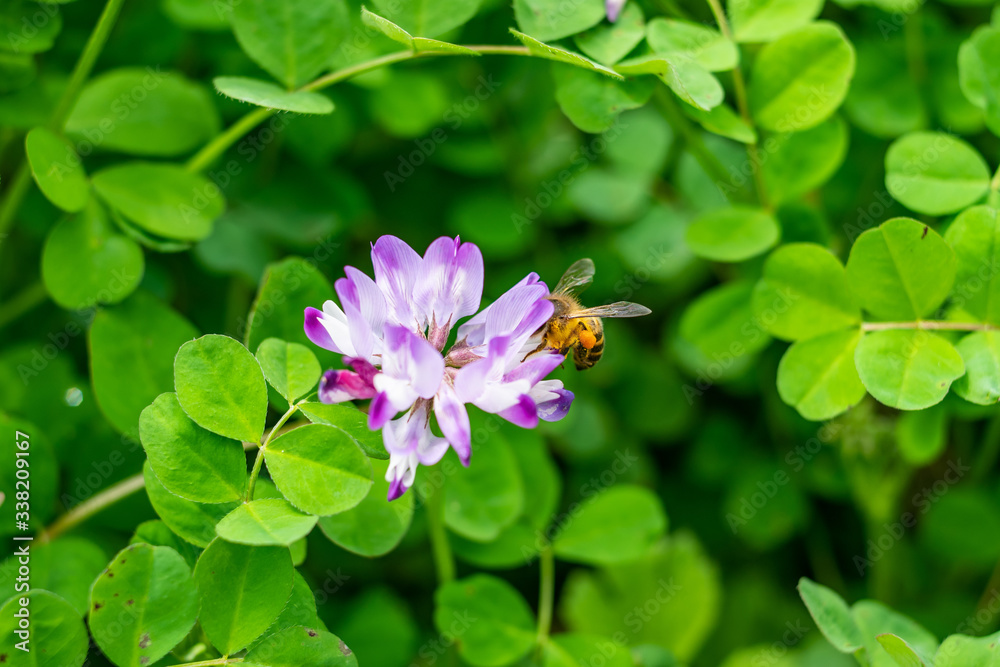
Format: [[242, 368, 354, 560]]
[[38, 472, 145, 543], [49, 0, 128, 128], [536, 542, 555, 642], [425, 483, 456, 585], [860, 320, 1000, 332], [246, 403, 298, 501], [186, 46, 530, 173], [0, 280, 48, 329], [0, 0, 127, 237], [705, 0, 769, 209]]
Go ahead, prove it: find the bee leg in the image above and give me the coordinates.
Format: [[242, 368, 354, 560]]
[[522, 339, 552, 362]]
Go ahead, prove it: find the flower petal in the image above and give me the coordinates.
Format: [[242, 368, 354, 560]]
[[536, 383, 574, 422], [499, 393, 539, 429], [434, 383, 471, 465], [386, 451, 418, 501], [606, 0, 626, 21], [457, 272, 545, 346], [305, 303, 355, 355], [504, 352, 564, 386], [372, 235, 423, 329], [454, 335, 510, 403], [335, 266, 387, 363], [319, 369, 376, 404], [415, 236, 484, 327], [484, 283, 552, 344], [380, 324, 445, 400], [368, 390, 398, 430]]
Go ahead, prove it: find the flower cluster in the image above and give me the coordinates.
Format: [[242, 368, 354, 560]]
[[304, 236, 574, 500]]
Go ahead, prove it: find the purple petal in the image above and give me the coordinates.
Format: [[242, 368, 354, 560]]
[[346, 357, 378, 385], [387, 475, 409, 501], [504, 352, 564, 386], [372, 235, 422, 328], [499, 393, 539, 429], [415, 236, 484, 327], [606, 0, 626, 22], [368, 391, 397, 430], [319, 369, 376, 403], [454, 335, 510, 403], [457, 272, 545, 346], [484, 284, 552, 344], [304, 306, 343, 353], [335, 266, 387, 362], [380, 324, 445, 400], [538, 387, 574, 422], [434, 384, 471, 465]]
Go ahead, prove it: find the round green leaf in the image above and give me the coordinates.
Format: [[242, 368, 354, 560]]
[[936, 632, 1000, 666], [372, 0, 480, 38], [685, 206, 779, 262], [318, 459, 414, 557], [214, 76, 334, 114], [65, 68, 220, 156], [552, 485, 666, 565], [139, 392, 247, 503], [299, 402, 388, 459], [90, 291, 199, 438], [131, 520, 201, 568], [777, 328, 866, 421], [245, 626, 357, 667], [264, 424, 373, 516], [42, 199, 144, 310], [748, 22, 855, 132], [230, 0, 350, 88], [554, 64, 654, 134], [885, 132, 991, 216], [845, 39, 925, 139], [256, 338, 321, 403], [25, 127, 88, 212], [89, 544, 199, 667], [851, 601, 938, 667], [617, 55, 723, 110], [574, 3, 645, 66], [247, 571, 325, 651], [684, 102, 757, 144], [194, 539, 294, 654], [797, 578, 864, 652], [752, 243, 860, 341], [761, 116, 849, 205], [854, 330, 966, 410], [434, 574, 536, 667], [514, 0, 604, 42], [944, 206, 1000, 325], [0, 1, 62, 54], [953, 331, 1000, 405], [174, 334, 268, 443], [92, 162, 225, 241], [728, 0, 824, 43], [646, 18, 738, 72], [0, 591, 87, 667], [846, 217, 956, 321], [444, 436, 524, 542], [144, 461, 239, 548], [216, 498, 318, 546], [958, 26, 1000, 136]]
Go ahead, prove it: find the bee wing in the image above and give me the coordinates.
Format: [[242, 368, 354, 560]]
[[552, 258, 595, 295], [565, 302, 652, 319]]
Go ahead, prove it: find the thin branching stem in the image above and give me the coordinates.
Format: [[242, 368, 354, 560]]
[[246, 403, 299, 501], [39, 473, 145, 543], [860, 320, 1000, 332]]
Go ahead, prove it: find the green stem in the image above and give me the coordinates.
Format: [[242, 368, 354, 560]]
[[39, 472, 145, 543], [537, 542, 555, 642], [425, 484, 455, 585], [704, 0, 769, 209], [246, 403, 298, 501], [861, 320, 1000, 332], [49, 0, 128, 128], [186, 46, 530, 173], [0, 280, 48, 329]]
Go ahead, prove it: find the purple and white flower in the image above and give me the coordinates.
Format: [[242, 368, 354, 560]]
[[304, 235, 573, 500]]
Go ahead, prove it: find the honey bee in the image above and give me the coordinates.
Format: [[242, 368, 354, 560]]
[[528, 258, 651, 370]]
